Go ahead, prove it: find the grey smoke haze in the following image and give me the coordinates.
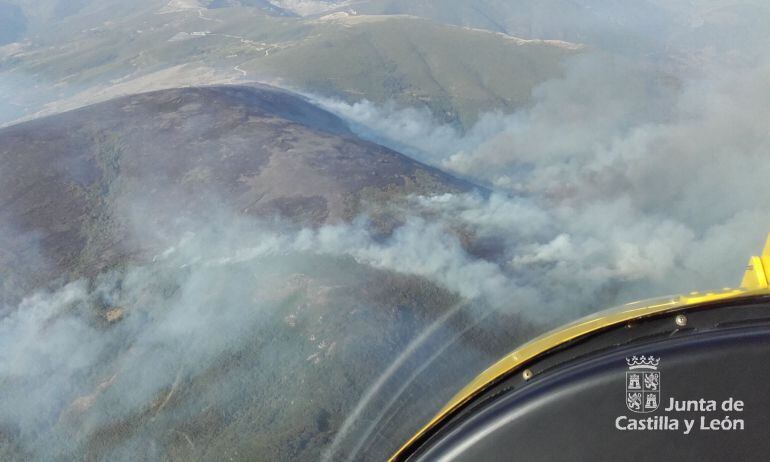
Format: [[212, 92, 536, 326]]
[[268, 0, 347, 16], [0, 197, 542, 460], [3, 1, 770, 461], [1, 190, 764, 460], [314, 48, 770, 294]]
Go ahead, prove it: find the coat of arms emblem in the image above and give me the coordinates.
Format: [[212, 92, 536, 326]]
[[625, 355, 660, 413]]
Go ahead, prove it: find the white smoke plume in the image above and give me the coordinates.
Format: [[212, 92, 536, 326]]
[[313, 50, 770, 295], [307, 46, 770, 458], [0, 201, 540, 461], [4, 2, 770, 461], [0, 187, 763, 460]]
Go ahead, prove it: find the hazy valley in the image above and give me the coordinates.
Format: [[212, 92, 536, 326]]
[[3, 1, 770, 461]]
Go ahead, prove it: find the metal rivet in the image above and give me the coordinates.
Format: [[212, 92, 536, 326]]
[[675, 314, 687, 327], [522, 369, 533, 380]]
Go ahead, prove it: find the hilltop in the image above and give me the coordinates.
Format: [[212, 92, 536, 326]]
[[0, 84, 471, 301]]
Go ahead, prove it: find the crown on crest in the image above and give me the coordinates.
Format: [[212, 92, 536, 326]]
[[626, 355, 660, 370]]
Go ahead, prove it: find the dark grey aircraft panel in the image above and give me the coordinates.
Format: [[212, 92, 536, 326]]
[[408, 300, 770, 462]]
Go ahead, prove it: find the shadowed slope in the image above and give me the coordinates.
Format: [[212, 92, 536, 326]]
[[0, 84, 473, 300]]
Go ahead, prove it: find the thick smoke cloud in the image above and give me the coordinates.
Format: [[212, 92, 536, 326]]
[[314, 50, 770, 296], [312, 41, 770, 458], [4, 2, 770, 461], [1, 190, 763, 460], [0, 199, 542, 461]]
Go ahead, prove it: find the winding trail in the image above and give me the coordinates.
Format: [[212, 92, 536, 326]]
[[234, 65, 247, 77]]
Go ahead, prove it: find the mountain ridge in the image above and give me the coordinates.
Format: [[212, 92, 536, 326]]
[[0, 83, 475, 302]]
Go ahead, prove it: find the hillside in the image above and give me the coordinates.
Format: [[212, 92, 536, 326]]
[[323, 0, 770, 59], [0, 84, 527, 462], [331, 0, 673, 52], [0, 3, 580, 128], [0, 84, 471, 302], [251, 14, 580, 127]]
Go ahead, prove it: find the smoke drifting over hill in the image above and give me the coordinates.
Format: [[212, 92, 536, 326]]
[[2, 183, 765, 460], [3, 2, 770, 461], [317, 50, 770, 295], [0, 195, 539, 461]]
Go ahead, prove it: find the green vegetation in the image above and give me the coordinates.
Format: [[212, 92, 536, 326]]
[[252, 15, 576, 127], [1, 4, 578, 129]]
